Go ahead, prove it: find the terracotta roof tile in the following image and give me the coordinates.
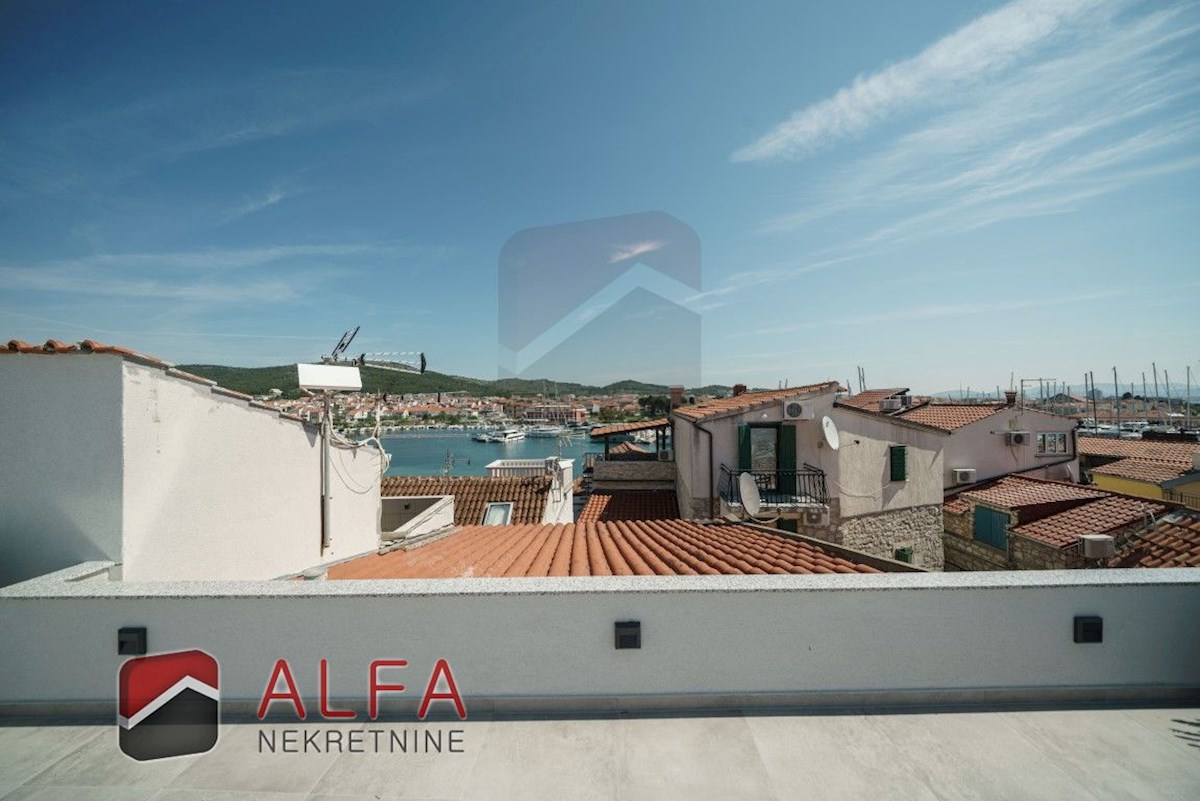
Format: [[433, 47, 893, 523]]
[[961, 475, 1106, 509], [380, 475, 552, 526], [326, 519, 883, 578], [1109, 511, 1200, 568], [1012, 496, 1170, 548], [3, 337, 166, 366], [672, 383, 841, 423], [944, 496, 970, 515], [578, 491, 679, 523], [897, 403, 1008, 431], [1078, 436, 1199, 463], [840, 388, 909, 413], [1091, 458, 1191, 484], [589, 418, 668, 438]]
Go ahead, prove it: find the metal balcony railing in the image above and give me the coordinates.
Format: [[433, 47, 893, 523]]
[[718, 463, 829, 507]]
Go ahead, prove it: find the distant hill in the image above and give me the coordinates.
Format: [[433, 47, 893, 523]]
[[177, 364, 729, 399]]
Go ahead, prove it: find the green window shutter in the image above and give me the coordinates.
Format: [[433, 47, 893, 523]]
[[737, 424, 752, 471], [778, 424, 797, 495], [973, 506, 1008, 550], [889, 445, 907, 482]]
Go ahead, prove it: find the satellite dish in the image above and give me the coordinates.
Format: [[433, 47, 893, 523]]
[[821, 416, 841, 451], [739, 473, 763, 517]]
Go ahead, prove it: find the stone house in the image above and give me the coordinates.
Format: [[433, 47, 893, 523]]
[[943, 475, 1170, 571]]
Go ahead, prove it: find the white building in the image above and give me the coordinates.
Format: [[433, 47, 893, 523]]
[[841, 388, 1079, 488], [0, 339, 383, 585], [673, 383, 947, 569]]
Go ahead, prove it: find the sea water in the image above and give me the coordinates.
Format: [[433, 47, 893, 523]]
[[379, 430, 594, 476]]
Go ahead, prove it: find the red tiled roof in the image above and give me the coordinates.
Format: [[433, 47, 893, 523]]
[[1090, 458, 1192, 484], [1077, 436, 1199, 464], [326, 519, 883, 578], [897, 403, 1007, 431], [1012, 496, 1170, 549], [1109, 511, 1200, 568], [672, 383, 841, 422], [5, 337, 165, 364], [578, 491, 679, 523], [380, 475, 551, 526], [961, 475, 1106, 509], [944, 496, 970, 515], [839, 388, 909, 413], [589, 418, 668, 438]]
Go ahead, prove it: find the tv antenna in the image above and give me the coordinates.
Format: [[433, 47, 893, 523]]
[[322, 326, 427, 374]]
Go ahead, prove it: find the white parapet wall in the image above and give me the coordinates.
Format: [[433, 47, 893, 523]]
[[1, 565, 1197, 714]]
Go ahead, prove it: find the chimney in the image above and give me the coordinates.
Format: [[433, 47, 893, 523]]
[[733, 383, 748, 397], [669, 385, 684, 409], [1004, 389, 1017, 407]]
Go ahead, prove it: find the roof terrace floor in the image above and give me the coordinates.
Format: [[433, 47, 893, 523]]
[[1, 705, 1196, 800]]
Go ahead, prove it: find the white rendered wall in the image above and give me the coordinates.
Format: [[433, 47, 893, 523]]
[[674, 390, 836, 519], [119, 363, 380, 581], [946, 408, 1078, 485], [541, 459, 575, 524], [1, 567, 1197, 708], [0, 355, 125, 586], [829, 409, 944, 518]]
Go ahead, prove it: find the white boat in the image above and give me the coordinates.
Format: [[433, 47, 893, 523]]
[[484, 428, 526, 443], [472, 432, 493, 442], [526, 425, 566, 438]]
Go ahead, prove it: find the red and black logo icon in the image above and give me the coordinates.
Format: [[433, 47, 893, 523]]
[[118, 649, 220, 761]]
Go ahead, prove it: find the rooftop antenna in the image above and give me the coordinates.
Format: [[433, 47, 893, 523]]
[[321, 325, 427, 374]]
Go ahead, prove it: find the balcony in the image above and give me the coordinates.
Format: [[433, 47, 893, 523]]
[[719, 463, 829, 509]]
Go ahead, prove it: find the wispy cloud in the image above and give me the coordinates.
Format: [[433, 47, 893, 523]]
[[718, 2, 1200, 304], [0, 68, 442, 194], [733, 0, 1115, 162], [610, 240, 665, 263], [223, 186, 295, 223], [0, 241, 448, 304]]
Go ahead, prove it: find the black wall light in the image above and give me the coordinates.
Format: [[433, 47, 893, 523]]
[[615, 620, 641, 650], [118, 627, 147, 655], [1073, 616, 1103, 644]]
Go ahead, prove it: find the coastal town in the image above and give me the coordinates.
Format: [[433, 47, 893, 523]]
[[2, 0, 1198, 797]]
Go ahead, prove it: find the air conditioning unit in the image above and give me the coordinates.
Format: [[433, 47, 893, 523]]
[[1004, 431, 1032, 446], [952, 468, 977, 484], [900, 394, 915, 407], [783, 398, 815, 420], [879, 397, 904, 412], [803, 508, 830, 526], [1079, 534, 1116, 559]]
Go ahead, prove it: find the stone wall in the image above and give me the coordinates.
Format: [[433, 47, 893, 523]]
[[1010, 536, 1074, 570], [943, 535, 1009, 571], [592, 460, 675, 491], [834, 504, 945, 570]]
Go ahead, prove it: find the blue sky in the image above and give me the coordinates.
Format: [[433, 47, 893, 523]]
[[1, 0, 1197, 393]]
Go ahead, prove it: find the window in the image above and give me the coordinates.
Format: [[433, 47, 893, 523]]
[[750, 427, 778, 473], [973, 505, 1008, 550], [1036, 432, 1068, 455], [889, 445, 907, 482], [481, 502, 513, 525]]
